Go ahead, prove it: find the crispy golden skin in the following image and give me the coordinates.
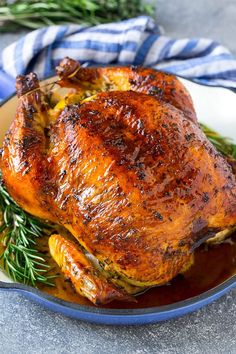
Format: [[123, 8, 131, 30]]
[[2, 59, 236, 301], [49, 234, 134, 305], [57, 57, 196, 123]]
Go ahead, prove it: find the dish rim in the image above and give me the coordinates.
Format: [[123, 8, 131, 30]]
[[0, 74, 236, 324], [0, 273, 236, 316]]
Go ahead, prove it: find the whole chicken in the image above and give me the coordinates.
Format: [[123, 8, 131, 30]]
[[2, 58, 236, 304]]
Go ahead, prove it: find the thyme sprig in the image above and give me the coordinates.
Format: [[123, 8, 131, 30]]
[[0, 176, 55, 286], [0, 0, 154, 32], [201, 123, 236, 159]]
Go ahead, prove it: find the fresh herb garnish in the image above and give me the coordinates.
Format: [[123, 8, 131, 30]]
[[201, 123, 236, 159], [0, 0, 154, 32], [0, 175, 54, 286]]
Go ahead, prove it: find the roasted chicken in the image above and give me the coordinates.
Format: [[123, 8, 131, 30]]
[[2, 58, 236, 304]]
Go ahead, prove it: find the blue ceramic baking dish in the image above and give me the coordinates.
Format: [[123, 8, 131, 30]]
[[0, 76, 235, 325]]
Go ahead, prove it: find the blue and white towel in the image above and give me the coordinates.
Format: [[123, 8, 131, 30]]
[[1, 15, 236, 101]]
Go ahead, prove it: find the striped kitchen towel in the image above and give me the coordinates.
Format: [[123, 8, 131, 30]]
[[1, 15, 236, 101]]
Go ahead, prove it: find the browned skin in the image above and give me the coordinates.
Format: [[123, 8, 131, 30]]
[[1, 59, 236, 303], [49, 234, 134, 305], [57, 57, 197, 123]]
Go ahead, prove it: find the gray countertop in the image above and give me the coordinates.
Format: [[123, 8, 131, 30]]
[[1, 1, 236, 353]]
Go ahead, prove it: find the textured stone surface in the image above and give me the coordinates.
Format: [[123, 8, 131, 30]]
[[0, 290, 236, 354], [156, 0, 236, 56], [1, 0, 236, 55], [0, 1, 236, 353]]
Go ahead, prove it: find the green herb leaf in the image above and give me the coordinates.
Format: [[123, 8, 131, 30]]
[[200, 123, 236, 159], [0, 173, 55, 286], [0, 0, 155, 31]]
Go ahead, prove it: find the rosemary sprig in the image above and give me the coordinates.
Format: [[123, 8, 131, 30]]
[[0, 0, 154, 32], [0, 175, 55, 286], [200, 123, 236, 159]]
